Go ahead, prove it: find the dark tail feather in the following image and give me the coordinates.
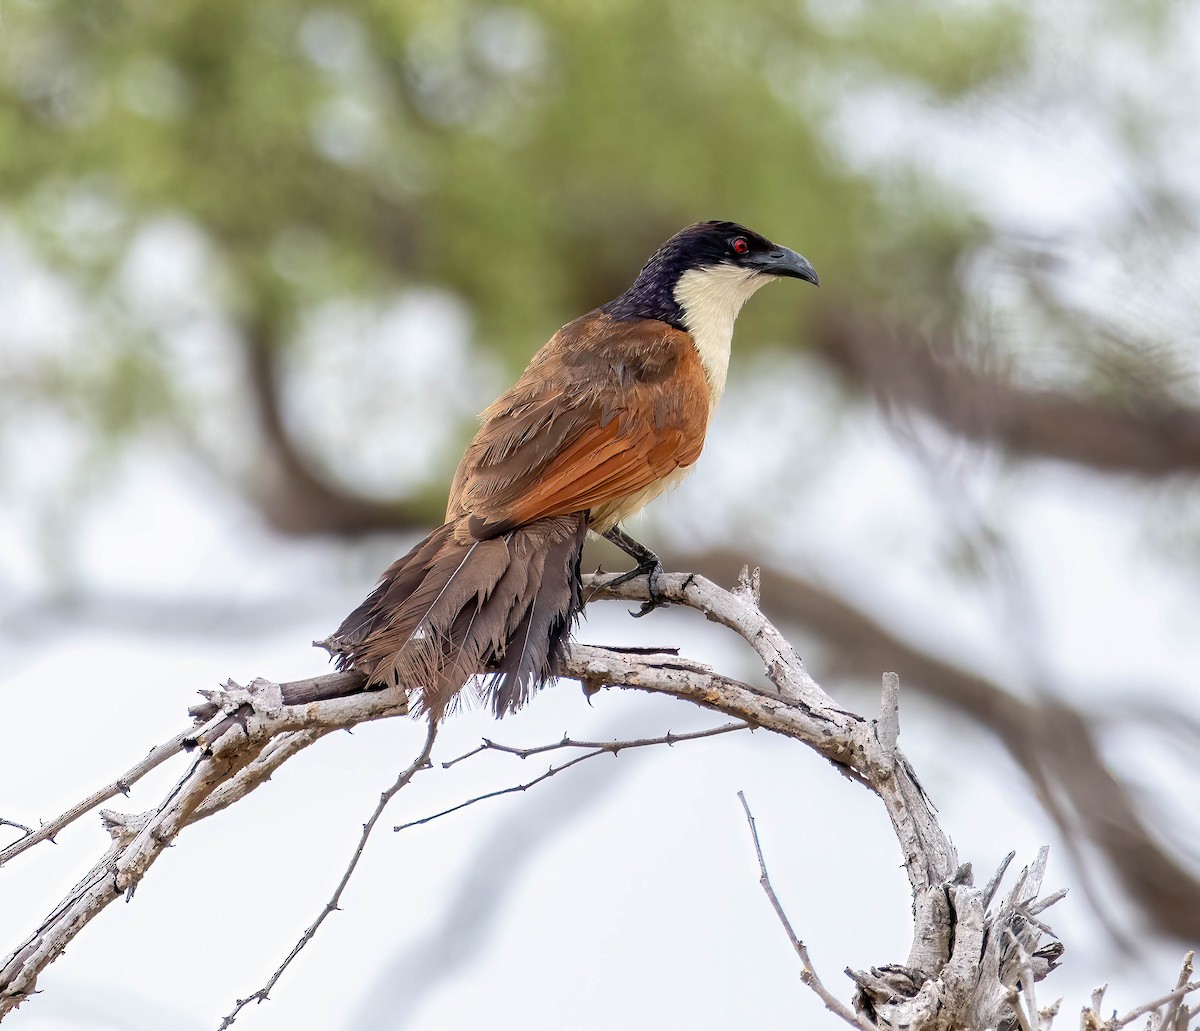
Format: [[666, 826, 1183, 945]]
[[488, 516, 586, 715], [323, 514, 587, 719]]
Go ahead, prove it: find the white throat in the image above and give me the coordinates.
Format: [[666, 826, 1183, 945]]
[[673, 263, 770, 409]]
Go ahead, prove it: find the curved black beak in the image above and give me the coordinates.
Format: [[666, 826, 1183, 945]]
[[747, 246, 819, 286]]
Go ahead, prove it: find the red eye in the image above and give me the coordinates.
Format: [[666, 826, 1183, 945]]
[[731, 237, 749, 255]]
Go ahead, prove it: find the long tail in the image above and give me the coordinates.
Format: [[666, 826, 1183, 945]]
[[322, 513, 587, 719]]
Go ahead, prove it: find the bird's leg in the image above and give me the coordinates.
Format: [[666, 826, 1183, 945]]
[[602, 526, 666, 617]]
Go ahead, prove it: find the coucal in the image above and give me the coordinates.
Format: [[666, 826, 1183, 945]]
[[324, 221, 817, 719]]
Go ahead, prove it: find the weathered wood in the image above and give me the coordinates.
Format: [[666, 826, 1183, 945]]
[[4, 568, 1187, 1028]]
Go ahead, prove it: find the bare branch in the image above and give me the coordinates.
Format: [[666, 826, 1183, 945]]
[[689, 548, 1200, 944], [219, 721, 438, 1029], [192, 730, 328, 823], [0, 566, 1141, 1029], [442, 721, 751, 765], [983, 852, 1017, 909], [583, 572, 1068, 1030], [396, 723, 749, 833], [737, 791, 875, 1031], [1104, 972, 1200, 1030], [1007, 929, 1041, 1031], [0, 681, 409, 1016], [1087, 984, 1110, 1031]]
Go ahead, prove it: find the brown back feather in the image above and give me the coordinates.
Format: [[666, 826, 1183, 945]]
[[446, 313, 708, 537]]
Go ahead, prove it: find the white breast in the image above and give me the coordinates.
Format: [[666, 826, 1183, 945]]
[[589, 263, 769, 534], [673, 263, 771, 410]]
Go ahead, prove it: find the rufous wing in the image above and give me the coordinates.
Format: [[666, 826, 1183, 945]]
[[448, 313, 711, 539]]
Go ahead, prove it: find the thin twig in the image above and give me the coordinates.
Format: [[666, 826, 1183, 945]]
[[0, 818, 33, 837], [736, 791, 875, 1031], [218, 720, 438, 1029], [442, 722, 751, 768], [395, 751, 640, 833], [441, 741, 490, 769], [398, 723, 751, 833]]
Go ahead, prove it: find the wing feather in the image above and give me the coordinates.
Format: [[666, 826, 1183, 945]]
[[449, 313, 709, 539]]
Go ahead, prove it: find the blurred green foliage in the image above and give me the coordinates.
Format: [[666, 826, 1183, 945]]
[[0, 0, 1026, 359], [25, 0, 1158, 553]]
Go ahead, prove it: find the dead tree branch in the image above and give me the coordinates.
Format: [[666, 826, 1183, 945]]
[[0, 718, 231, 869], [0, 568, 1187, 1029], [692, 548, 1200, 945], [0, 680, 409, 1016], [1077, 952, 1199, 1031]]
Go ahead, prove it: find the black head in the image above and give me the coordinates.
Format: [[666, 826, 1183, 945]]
[[602, 220, 818, 327]]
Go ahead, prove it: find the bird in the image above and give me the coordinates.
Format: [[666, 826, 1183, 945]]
[[322, 220, 818, 720]]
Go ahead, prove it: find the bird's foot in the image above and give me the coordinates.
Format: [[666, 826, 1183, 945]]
[[599, 527, 667, 616], [604, 559, 665, 615], [629, 559, 668, 618]]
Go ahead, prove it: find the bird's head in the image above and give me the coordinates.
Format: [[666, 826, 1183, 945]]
[[603, 220, 818, 330]]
